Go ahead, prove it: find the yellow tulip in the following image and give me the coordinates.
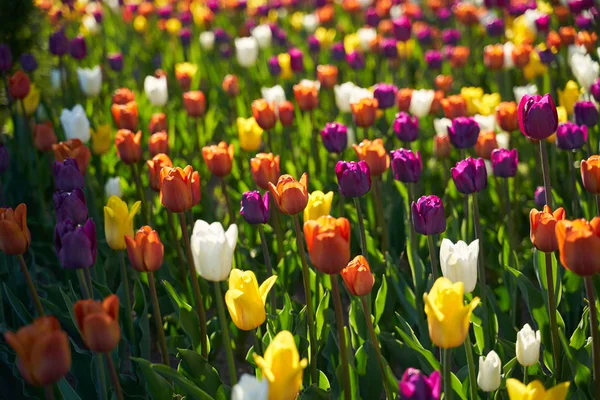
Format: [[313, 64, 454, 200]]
[[191, 4, 210, 27], [237, 117, 263, 152], [225, 269, 277, 331], [175, 62, 198, 78], [511, 15, 536, 45], [506, 379, 570, 400], [104, 196, 141, 250], [267, 9, 279, 23], [133, 16, 148, 33], [474, 93, 501, 116], [166, 18, 182, 35], [558, 80, 580, 115], [23, 84, 40, 116], [344, 33, 360, 54], [278, 53, 293, 80], [303, 191, 333, 222], [423, 277, 480, 348], [290, 12, 305, 31], [536, 2, 553, 14], [253, 330, 307, 400], [556, 106, 568, 123], [396, 39, 415, 59], [523, 51, 547, 81], [460, 87, 485, 115], [315, 27, 336, 49], [91, 124, 112, 155]]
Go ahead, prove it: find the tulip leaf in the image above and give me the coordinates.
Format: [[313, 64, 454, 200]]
[[375, 275, 387, 325], [395, 313, 440, 371], [300, 384, 331, 399], [57, 378, 82, 400], [355, 341, 383, 400], [177, 348, 225, 397], [130, 358, 173, 400], [3, 283, 32, 325], [534, 249, 562, 307], [318, 370, 331, 391], [559, 330, 591, 389], [162, 280, 202, 353], [316, 290, 331, 340], [569, 307, 589, 350], [133, 279, 151, 360], [150, 364, 215, 400]]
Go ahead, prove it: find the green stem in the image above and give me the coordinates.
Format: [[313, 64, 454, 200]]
[[95, 354, 108, 400], [443, 348, 453, 400], [221, 178, 235, 225], [353, 197, 369, 264], [460, 149, 470, 240], [292, 214, 319, 384], [271, 204, 285, 263], [585, 276, 600, 397], [104, 353, 124, 400], [85, 268, 94, 298], [427, 235, 439, 281], [258, 224, 276, 314], [373, 176, 388, 255], [76, 268, 91, 300], [44, 385, 55, 400], [331, 277, 351, 400], [131, 164, 149, 225], [213, 281, 237, 385], [544, 252, 562, 381], [502, 178, 517, 251], [538, 140, 553, 209], [471, 194, 487, 310], [167, 210, 188, 288], [523, 367, 528, 385], [464, 331, 477, 400], [118, 251, 135, 346], [17, 255, 44, 316], [148, 272, 170, 366], [252, 326, 263, 356]]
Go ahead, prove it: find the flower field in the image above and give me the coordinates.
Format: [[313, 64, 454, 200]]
[[0, 0, 600, 399]]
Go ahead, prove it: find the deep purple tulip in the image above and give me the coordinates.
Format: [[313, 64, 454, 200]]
[[268, 56, 281, 75], [54, 218, 97, 269], [346, 51, 365, 70], [491, 148, 518, 177], [591, 79, 600, 103], [92, 8, 104, 23], [53, 159, 84, 192], [374, 84, 398, 109], [273, 28, 287, 47], [336, 161, 371, 198], [49, 30, 69, 56], [289, 48, 304, 72], [416, 27, 432, 46], [484, 0, 508, 7], [534, 15, 550, 33], [0, 44, 12, 73], [576, 14, 593, 30], [157, 5, 173, 19], [152, 54, 163, 68], [207, 0, 220, 13], [399, 368, 441, 400], [537, 48, 555, 65], [0, 144, 9, 173], [240, 191, 270, 224], [321, 122, 348, 154], [315, 0, 327, 8], [441, 29, 461, 45], [214, 28, 230, 44], [308, 36, 320, 54], [180, 28, 192, 47], [508, 2, 528, 16], [534, 186, 546, 208], [53, 188, 88, 225], [19, 53, 37, 73], [451, 157, 487, 194], [107, 53, 123, 72], [393, 112, 419, 142], [381, 39, 398, 59], [69, 36, 87, 60], [391, 149, 422, 183], [448, 117, 480, 149], [436, 8, 452, 22], [256, 4, 269, 16], [392, 16, 412, 42], [366, 8, 380, 27], [556, 122, 588, 150], [424, 50, 442, 69], [518, 94, 558, 140], [411, 196, 446, 236], [574, 101, 599, 127], [220, 45, 232, 59], [486, 18, 505, 37], [236, 0, 248, 10], [331, 42, 346, 61]]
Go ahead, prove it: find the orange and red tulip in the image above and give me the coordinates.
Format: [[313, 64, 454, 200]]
[[293, 81, 320, 112], [341, 255, 375, 296], [148, 131, 169, 156], [529, 206, 565, 253], [148, 113, 167, 134], [0, 204, 31, 255], [74, 295, 121, 353], [160, 165, 200, 213], [52, 139, 91, 174], [304, 215, 351, 274], [268, 173, 309, 215], [32, 121, 57, 152], [147, 153, 173, 192], [353, 138, 390, 176], [183, 91, 206, 118], [252, 99, 277, 130], [115, 129, 142, 165], [111, 101, 139, 131], [556, 218, 600, 276], [581, 155, 600, 194], [251, 153, 281, 190], [125, 226, 164, 273]]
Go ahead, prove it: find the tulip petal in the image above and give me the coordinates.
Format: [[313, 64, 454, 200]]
[[259, 275, 278, 305]]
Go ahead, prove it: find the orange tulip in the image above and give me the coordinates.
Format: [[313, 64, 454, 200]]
[[32, 121, 57, 152], [441, 95, 467, 119], [147, 153, 173, 192], [450, 46, 470, 68], [251, 153, 281, 190], [556, 218, 600, 276], [475, 131, 498, 160], [483, 45, 504, 70], [454, 2, 479, 26], [581, 156, 600, 194], [202, 142, 234, 177], [304, 215, 351, 274], [125, 226, 164, 272], [293, 81, 320, 112], [341, 255, 374, 295], [160, 165, 200, 212], [115, 129, 142, 165], [111, 101, 139, 131], [435, 75, 453, 93], [148, 131, 169, 156], [496, 101, 518, 132], [512, 44, 532, 68], [74, 295, 121, 353], [112, 88, 135, 105], [317, 65, 338, 89], [0, 204, 31, 255], [430, 90, 445, 115], [554, 6, 569, 24], [353, 138, 390, 176], [52, 139, 91, 174], [222, 74, 240, 97], [268, 173, 309, 215], [396, 88, 413, 112], [529, 206, 565, 253], [149, 113, 167, 134], [351, 98, 379, 128], [558, 26, 576, 46], [4, 316, 71, 386], [183, 91, 206, 118], [278, 101, 295, 127], [546, 31, 562, 51], [138, 1, 154, 16], [575, 31, 597, 54], [434, 134, 451, 159], [252, 99, 277, 130], [9, 71, 30, 99]]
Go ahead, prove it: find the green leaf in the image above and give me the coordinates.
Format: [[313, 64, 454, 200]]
[[355, 341, 383, 400], [131, 357, 173, 400], [177, 348, 225, 397], [3, 283, 32, 324], [151, 364, 215, 400], [57, 378, 82, 400], [163, 280, 203, 353], [395, 313, 439, 371], [375, 275, 387, 325], [316, 290, 331, 340], [300, 384, 331, 399], [133, 279, 151, 360]]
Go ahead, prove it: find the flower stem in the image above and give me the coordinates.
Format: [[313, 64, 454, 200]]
[[373, 176, 388, 255], [166, 210, 188, 289], [44, 385, 55, 400], [292, 214, 319, 384], [213, 281, 237, 385], [443, 348, 453, 400], [76, 268, 91, 300], [460, 148, 470, 240], [427, 235, 439, 281], [252, 326, 263, 356], [104, 353, 124, 400], [471, 194, 487, 316], [523, 367, 528, 385], [130, 164, 148, 225], [464, 330, 477, 400], [360, 296, 393, 400], [178, 213, 209, 358], [352, 198, 369, 264], [118, 251, 135, 347], [258, 224, 277, 313], [148, 271, 169, 366], [502, 178, 517, 250], [585, 276, 600, 396], [538, 140, 553, 209], [220, 178, 235, 225], [567, 152, 580, 217], [596, 194, 600, 217], [331, 276, 351, 400], [544, 251, 562, 381], [17, 254, 44, 316]]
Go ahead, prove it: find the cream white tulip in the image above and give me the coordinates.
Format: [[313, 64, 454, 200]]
[[570, 52, 599, 90], [334, 82, 358, 113], [82, 14, 100, 35], [434, 118, 452, 136], [199, 31, 215, 51], [144, 75, 168, 107], [496, 132, 510, 149], [513, 84, 538, 104], [302, 14, 319, 33], [358, 0, 372, 9], [357, 28, 377, 51], [409, 89, 435, 118], [232, 374, 269, 400], [503, 42, 515, 69], [348, 87, 373, 106], [440, 239, 479, 293], [474, 114, 496, 132], [105, 177, 123, 199], [516, 324, 541, 367], [261, 85, 286, 110], [60, 105, 91, 143], [235, 37, 259, 68], [477, 350, 501, 392], [251, 25, 272, 49], [191, 220, 238, 282], [77, 66, 102, 97]]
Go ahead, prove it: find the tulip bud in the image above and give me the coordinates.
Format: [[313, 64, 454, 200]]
[[316, 65, 338, 89], [74, 295, 121, 352], [440, 239, 479, 293], [534, 186, 546, 208], [451, 157, 487, 194], [54, 218, 97, 269], [251, 99, 277, 131], [289, 48, 304, 72], [411, 195, 446, 236], [112, 88, 135, 105], [60, 105, 91, 144], [518, 94, 558, 140], [53, 188, 88, 224], [590, 79, 600, 103], [278, 101, 295, 127], [231, 374, 269, 400], [491, 148, 518, 178], [222, 74, 240, 97], [341, 255, 374, 296], [477, 351, 501, 392], [148, 112, 167, 134], [105, 177, 123, 199], [104, 196, 140, 251], [581, 155, 600, 194], [448, 116, 480, 149], [496, 101, 519, 132], [268, 173, 309, 215], [555, 217, 600, 276], [240, 191, 270, 225], [115, 129, 142, 165], [251, 153, 280, 190], [107, 52, 123, 72], [304, 190, 333, 222], [53, 139, 92, 175], [77, 66, 102, 98], [398, 368, 441, 400], [574, 101, 599, 127], [69, 36, 87, 60], [516, 324, 541, 367], [33, 122, 57, 152], [19, 52, 37, 73], [393, 112, 419, 142], [373, 84, 398, 109], [391, 149, 422, 183], [160, 166, 199, 212], [475, 131, 498, 160], [321, 122, 348, 154], [336, 161, 371, 198], [148, 131, 169, 156], [441, 95, 467, 119], [183, 91, 206, 118], [304, 216, 350, 274], [225, 269, 276, 331], [49, 30, 69, 56], [556, 122, 588, 151], [53, 159, 84, 192], [434, 133, 451, 159], [0, 204, 31, 255], [529, 206, 565, 252], [144, 75, 168, 107], [111, 101, 139, 131], [351, 97, 379, 128], [293, 80, 320, 112], [125, 226, 164, 272], [9, 71, 30, 100], [392, 16, 412, 42], [191, 220, 238, 281], [202, 142, 234, 177], [353, 139, 390, 176]]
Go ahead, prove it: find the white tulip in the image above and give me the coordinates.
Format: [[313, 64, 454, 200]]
[[104, 177, 123, 198], [261, 85, 286, 111], [199, 31, 215, 51], [409, 89, 435, 118], [477, 350, 501, 392], [484, 160, 493, 178], [231, 374, 269, 400], [77, 66, 102, 97], [300, 79, 321, 91], [302, 14, 319, 33], [191, 220, 238, 282], [235, 37, 259, 68], [357, 27, 377, 51], [358, 0, 373, 9], [570, 52, 600, 90], [60, 105, 91, 143], [522, 10, 541, 35], [334, 82, 358, 113], [144, 75, 168, 107], [440, 239, 479, 293], [503, 42, 515, 70], [496, 132, 510, 149], [474, 114, 496, 132], [251, 24, 272, 49], [105, 0, 120, 12], [513, 84, 538, 104], [349, 87, 373, 106], [51, 68, 62, 91], [389, 5, 402, 19], [516, 324, 541, 367], [434, 118, 452, 135], [82, 14, 100, 35]]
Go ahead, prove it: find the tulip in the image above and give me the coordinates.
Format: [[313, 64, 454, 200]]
[[22, 84, 40, 116], [496, 101, 519, 132], [393, 112, 419, 143], [111, 101, 138, 131], [261, 86, 286, 110], [491, 149, 518, 178], [240, 191, 270, 225], [506, 379, 570, 400], [320, 122, 347, 154], [373, 84, 398, 110], [334, 82, 359, 113], [591, 79, 600, 102], [341, 255, 374, 296], [144, 75, 168, 107], [392, 16, 411, 41], [225, 268, 277, 331], [53, 188, 88, 225], [235, 117, 262, 153], [125, 226, 164, 273], [146, 153, 172, 192], [316, 65, 338, 89], [112, 88, 135, 105], [304, 191, 333, 222], [477, 350, 501, 392], [555, 218, 600, 276], [77, 66, 102, 97], [408, 89, 435, 118], [160, 166, 200, 212], [32, 122, 57, 152], [439, 239, 479, 293], [148, 114, 167, 135], [570, 53, 599, 91], [53, 159, 84, 192], [424, 277, 480, 348], [251, 24, 272, 49], [351, 97, 379, 128], [336, 161, 371, 198], [148, 131, 169, 156], [4, 316, 71, 386], [222, 74, 240, 97], [448, 117, 480, 149], [8, 70, 30, 100], [557, 80, 580, 116], [253, 331, 307, 400], [441, 95, 468, 119], [202, 142, 234, 177], [54, 218, 97, 269], [518, 94, 558, 140], [49, 30, 69, 56], [0, 204, 31, 255], [293, 80, 320, 112], [398, 368, 441, 400], [104, 177, 122, 199], [74, 295, 120, 353], [411, 195, 446, 236], [529, 206, 565, 252], [556, 122, 588, 151], [581, 155, 600, 194], [191, 220, 238, 281], [475, 131, 498, 159], [251, 153, 280, 190], [516, 324, 541, 367], [107, 53, 123, 72], [251, 99, 277, 131], [304, 216, 350, 274], [353, 139, 389, 176], [391, 149, 422, 183], [574, 101, 599, 127], [288, 48, 304, 72], [104, 196, 141, 251], [60, 105, 91, 143], [199, 31, 215, 50], [52, 139, 92, 175], [89, 124, 111, 155], [69, 36, 87, 60], [278, 101, 295, 127], [434, 133, 451, 159], [115, 129, 142, 165], [451, 157, 487, 194], [183, 91, 206, 118], [175, 63, 197, 91], [235, 37, 259, 68], [534, 186, 546, 208], [231, 374, 269, 400]]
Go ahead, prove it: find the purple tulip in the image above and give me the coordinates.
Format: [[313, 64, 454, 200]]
[[53, 188, 88, 225], [399, 368, 441, 400], [315, 0, 327, 8], [448, 117, 480, 149], [19, 53, 37, 73], [534, 15, 550, 33], [180, 28, 192, 47], [574, 101, 599, 127], [373, 84, 398, 109], [268, 56, 281, 75], [393, 112, 419, 142], [49, 30, 69, 56], [107, 53, 123, 72], [424, 50, 442, 69], [534, 186, 546, 208], [508, 2, 528, 16], [207, 0, 220, 13], [491, 148, 518, 178], [92, 8, 104, 23], [54, 218, 97, 269], [0, 144, 9, 173], [336, 161, 371, 198], [392, 16, 412, 42], [157, 5, 173, 19], [289, 48, 304, 72], [273, 28, 287, 47], [214, 29, 230, 44], [381, 39, 398, 59], [366, 8, 380, 27], [308, 36, 320, 54], [240, 191, 270, 225], [346, 51, 365, 70], [331, 42, 346, 61], [0, 44, 12, 73], [69, 36, 87, 60], [411, 195, 446, 236], [436, 8, 452, 22], [537, 47, 555, 65], [518, 94, 558, 140], [220, 45, 232, 59], [321, 122, 348, 154], [591, 79, 600, 103], [486, 18, 505, 37], [451, 157, 487, 194], [576, 14, 593, 30], [556, 122, 588, 151], [53, 159, 84, 192], [441, 29, 461, 45], [416, 27, 432, 45], [484, 0, 508, 7], [391, 149, 422, 183]]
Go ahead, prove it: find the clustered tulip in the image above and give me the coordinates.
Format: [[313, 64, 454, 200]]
[[304, 191, 333, 222], [440, 239, 479, 293], [353, 139, 389, 176], [321, 122, 348, 154], [556, 122, 587, 151], [529, 206, 565, 253], [203, 142, 234, 177], [125, 226, 164, 273], [268, 173, 309, 215], [398, 368, 441, 400], [491, 148, 518, 178], [518, 94, 558, 140], [336, 161, 371, 198], [251, 153, 280, 190], [393, 112, 419, 142], [515, 324, 541, 367], [160, 166, 200, 213], [341, 255, 374, 296]]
